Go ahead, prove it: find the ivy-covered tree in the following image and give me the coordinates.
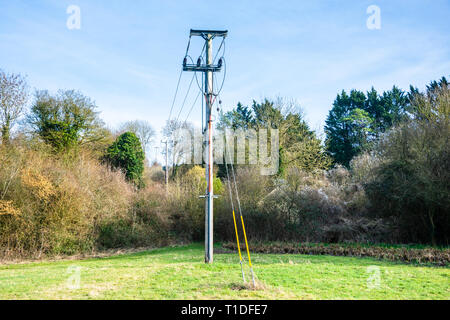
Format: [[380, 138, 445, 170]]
[[119, 119, 155, 157], [28, 90, 105, 152], [105, 132, 145, 186]]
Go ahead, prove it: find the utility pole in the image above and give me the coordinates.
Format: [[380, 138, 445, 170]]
[[205, 33, 214, 264], [162, 140, 169, 192], [183, 29, 227, 263], [153, 146, 159, 165]]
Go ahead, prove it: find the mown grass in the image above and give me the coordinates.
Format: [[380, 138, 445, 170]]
[[0, 243, 448, 300]]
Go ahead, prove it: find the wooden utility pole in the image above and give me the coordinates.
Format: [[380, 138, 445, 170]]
[[183, 29, 227, 263], [162, 140, 168, 192], [153, 146, 159, 165]]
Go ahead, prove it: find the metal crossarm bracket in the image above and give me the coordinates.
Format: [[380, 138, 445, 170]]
[[190, 29, 228, 39], [183, 65, 222, 72]]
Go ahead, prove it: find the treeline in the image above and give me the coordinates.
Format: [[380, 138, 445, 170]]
[[325, 86, 410, 167], [0, 67, 448, 259], [215, 77, 449, 246], [0, 70, 158, 258], [324, 80, 448, 167]]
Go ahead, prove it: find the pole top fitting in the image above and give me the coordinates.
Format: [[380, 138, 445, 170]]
[[190, 29, 228, 39]]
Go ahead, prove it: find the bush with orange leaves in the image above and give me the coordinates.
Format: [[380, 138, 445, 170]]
[[0, 200, 20, 216], [20, 168, 56, 201], [0, 142, 169, 259]]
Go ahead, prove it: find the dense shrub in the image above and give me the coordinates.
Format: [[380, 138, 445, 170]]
[[365, 85, 450, 245], [215, 166, 272, 242], [146, 164, 165, 183], [0, 142, 169, 259], [167, 165, 224, 241], [214, 164, 394, 244], [98, 185, 170, 248], [2, 79, 448, 260]]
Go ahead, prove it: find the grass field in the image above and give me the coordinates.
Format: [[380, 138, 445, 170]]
[[0, 244, 448, 300]]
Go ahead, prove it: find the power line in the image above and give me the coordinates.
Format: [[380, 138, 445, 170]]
[[167, 35, 194, 123], [183, 89, 202, 125], [175, 73, 196, 123], [213, 37, 225, 63], [168, 69, 183, 122], [172, 39, 208, 125]]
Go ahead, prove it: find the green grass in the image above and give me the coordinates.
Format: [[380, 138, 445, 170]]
[[0, 243, 448, 300]]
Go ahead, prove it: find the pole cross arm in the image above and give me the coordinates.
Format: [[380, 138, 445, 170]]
[[190, 29, 228, 38], [183, 65, 223, 72]]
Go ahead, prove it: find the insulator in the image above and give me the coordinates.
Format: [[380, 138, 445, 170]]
[[197, 57, 201, 67], [218, 58, 223, 68], [219, 100, 222, 105], [183, 57, 187, 67]]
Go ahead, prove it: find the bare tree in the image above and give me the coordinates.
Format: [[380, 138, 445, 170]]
[[162, 119, 194, 177], [119, 120, 155, 157], [0, 70, 29, 144]]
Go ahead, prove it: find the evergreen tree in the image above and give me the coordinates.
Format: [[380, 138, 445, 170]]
[[326, 86, 409, 166], [379, 86, 408, 130], [218, 102, 253, 130], [218, 99, 330, 176], [324, 90, 366, 167], [105, 132, 145, 186]]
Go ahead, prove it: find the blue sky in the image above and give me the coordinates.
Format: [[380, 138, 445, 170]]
[[1, 0, 449, 159]]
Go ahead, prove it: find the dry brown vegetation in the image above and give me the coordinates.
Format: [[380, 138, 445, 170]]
[[223, 242, 450, 266], [0, 75, 448, 260], [0, 142, 169, 259]]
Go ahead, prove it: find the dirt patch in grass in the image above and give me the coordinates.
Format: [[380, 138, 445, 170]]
[[214, 247, 234, 254], [230, 280, 268, 291]]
